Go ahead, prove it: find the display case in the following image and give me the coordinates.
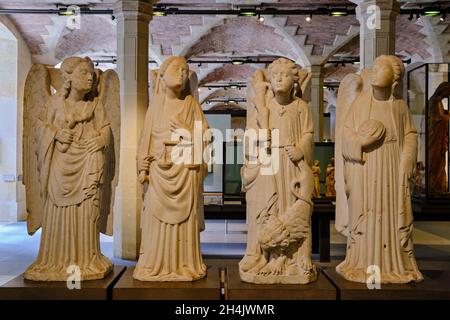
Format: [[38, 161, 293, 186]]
[[407, 63, 450, 215]]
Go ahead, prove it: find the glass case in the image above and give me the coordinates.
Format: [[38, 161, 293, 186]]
[[407, 63, 450, 199]]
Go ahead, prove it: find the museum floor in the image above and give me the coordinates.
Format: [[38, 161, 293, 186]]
[[1, 220, 449, 287]]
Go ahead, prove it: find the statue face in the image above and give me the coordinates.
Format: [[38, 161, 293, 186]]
[[163, 59, 189, 92], [70, 61, 94, 93], [269, 64, 295, 96], [371, 60, 394, 88]]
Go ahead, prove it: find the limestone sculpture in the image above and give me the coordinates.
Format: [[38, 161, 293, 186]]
[[428, 82, 450, 196], [239, 58, 317, 284], [325, 157, 336, 197], [134, 56, 210, 282], [335, 55, 423, 283], [22, 57, 120, 281], [312, 160, 321, 198]]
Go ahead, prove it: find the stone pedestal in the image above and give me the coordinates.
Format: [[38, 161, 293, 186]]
[[112, 266, 222, 300], [322, 262, 450, 300], [0, 266, 126, 300], [226, 264, 336, 300]]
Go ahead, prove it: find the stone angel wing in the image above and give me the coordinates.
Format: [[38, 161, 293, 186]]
[[296, 68, 311, 102], [23, 64, 52, 235], [334, 73, 364, 236], [96, 69, 120, 236]]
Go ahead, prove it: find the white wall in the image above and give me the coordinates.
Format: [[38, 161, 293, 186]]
[[0, 17, 32, 221]]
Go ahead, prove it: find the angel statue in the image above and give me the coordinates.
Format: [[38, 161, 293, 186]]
[[239, 58, 317, 284], [22, 56, 120, 281], [134, 56, 210, 282], [335, 55, 423, 284]]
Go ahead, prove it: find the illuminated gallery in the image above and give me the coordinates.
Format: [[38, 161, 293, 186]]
[[0, 0, 449, 301]]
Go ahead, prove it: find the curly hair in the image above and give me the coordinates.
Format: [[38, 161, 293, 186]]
[[59, 56, 94, 98], [267, 58, 299, 82], [374, 55, 405, 83]]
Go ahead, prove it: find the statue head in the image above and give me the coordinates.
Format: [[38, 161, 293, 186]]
[[157, 56, 189, 97], [267, 58, 299, 98], [60, 57, 94, 98], [371, 55, 404, 95]]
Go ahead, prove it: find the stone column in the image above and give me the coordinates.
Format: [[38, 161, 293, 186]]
[[310, 65, 324, 142], [357, 0, 400, 68], [113, 0, 153, 260]]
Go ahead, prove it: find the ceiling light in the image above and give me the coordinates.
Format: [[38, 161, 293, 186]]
[[424, 8, 440, 17], [230, 85, 238, 89], [306, 14, 312, 22], [330, 8, 348, 17], [232, 60, 245, 65], [258, 14, 265, 22], [58, 7, 77, 16], [239, 9, 256, 17], [153, 10, 166, 17], [441, 13, 446, 21]]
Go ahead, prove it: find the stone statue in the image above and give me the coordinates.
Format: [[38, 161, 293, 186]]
[[325, 157, 336, 197], [22, 57, 120, 281], [312, 160, 321, 198], [134, 56, 210, 282], [413, 161, 425, 196], [428, 82, 450, 196], [335, 55, 423, 284], [239, 58, 317, 284]]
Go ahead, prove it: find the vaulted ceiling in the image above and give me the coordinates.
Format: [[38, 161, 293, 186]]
[[0, 0, 449, 109]]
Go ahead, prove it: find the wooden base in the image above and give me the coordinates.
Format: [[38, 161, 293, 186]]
[[112, 265, 221, 300], [322, 262, 450, 300], [225, 264, 337, 300], [0, 266, 126, 300], [412, 197, 450, 219]]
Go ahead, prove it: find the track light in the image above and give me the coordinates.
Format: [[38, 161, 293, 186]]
[[330, 8, 348, 17], [441, 13, 446, 22], [416, 13, 421, 20], [258, 14, 264, 22], [153, 10, 166, 17], [239, 9, 256, 17], [58, 7, 77, 16], [306, 14, 312, 22], [424, 8, 440, 17], [408, 13, 413, 20]]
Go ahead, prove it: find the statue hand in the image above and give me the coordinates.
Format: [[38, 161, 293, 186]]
[[400, 157, 415, 181], [285, 145, 303, 162], [55, 129, 74, 144], [138, 170, 149, 184], [140, 156, 154, 172], [87, 136, 105, 153], [358, 119, 386, 148]]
